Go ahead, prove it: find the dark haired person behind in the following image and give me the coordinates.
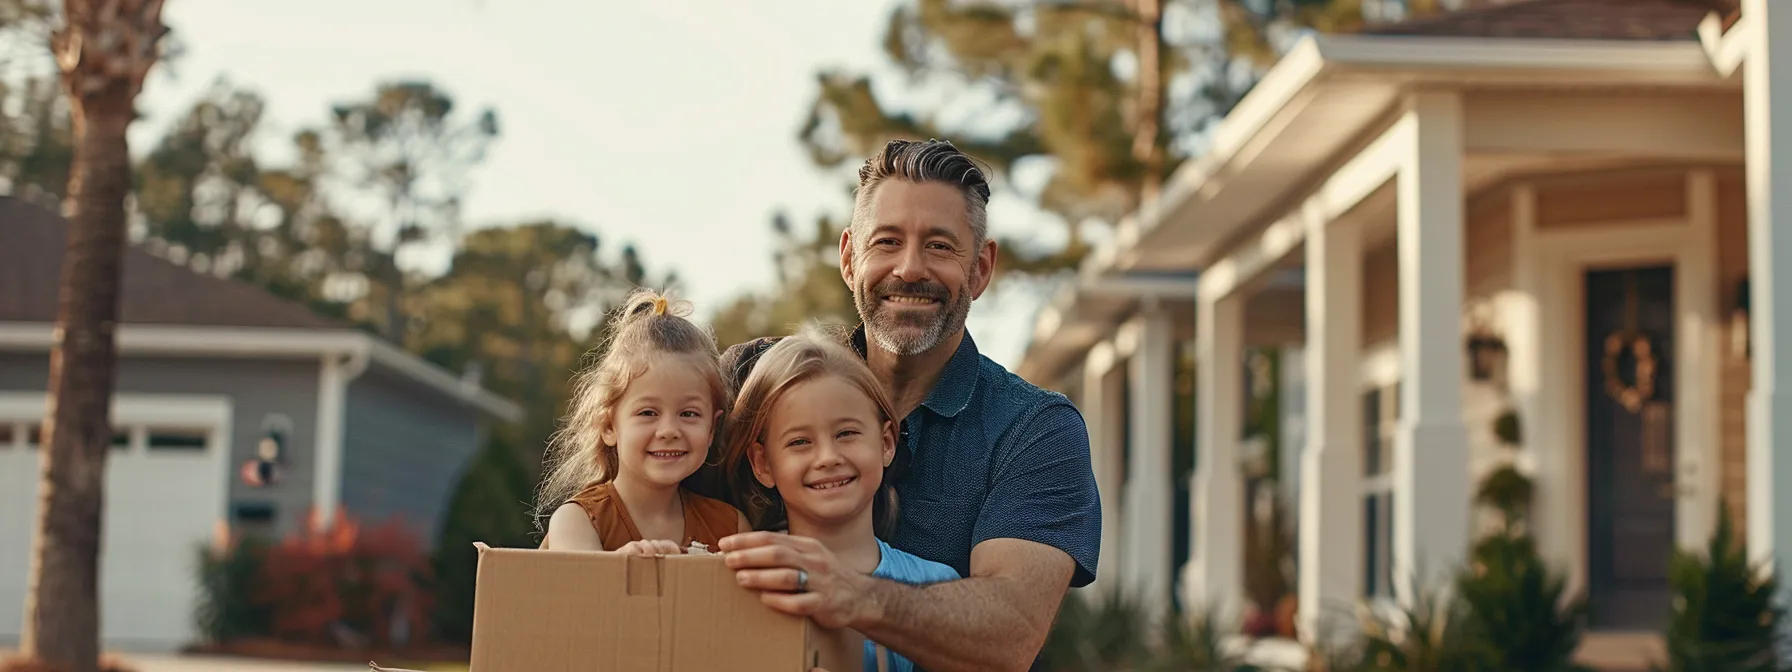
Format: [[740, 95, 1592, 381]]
[[696, 139, 1101, 672]]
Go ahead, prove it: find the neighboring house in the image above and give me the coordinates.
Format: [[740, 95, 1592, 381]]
[[0, 197, 522, 652], [1016, 0, 1787, 662]]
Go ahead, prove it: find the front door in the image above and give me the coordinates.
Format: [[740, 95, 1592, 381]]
[[1585, 266, 1676, 631]]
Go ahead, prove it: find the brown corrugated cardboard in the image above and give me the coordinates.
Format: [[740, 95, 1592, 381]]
[[455, 542, 864, 672]]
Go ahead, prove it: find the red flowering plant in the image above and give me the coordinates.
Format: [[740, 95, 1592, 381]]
[[252, 508, 435, 648]]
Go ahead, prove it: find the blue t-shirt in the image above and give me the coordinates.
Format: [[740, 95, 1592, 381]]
[[867, 538, 960, 672]]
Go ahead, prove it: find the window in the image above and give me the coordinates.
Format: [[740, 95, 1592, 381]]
[[111, 428, 131, 450], [1363, 382, 1400, 599], [147, 428, 209, 451], [0, 423, 13, 448]]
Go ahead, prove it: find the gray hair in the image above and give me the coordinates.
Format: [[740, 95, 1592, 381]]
[[849, 139, 991, 254]]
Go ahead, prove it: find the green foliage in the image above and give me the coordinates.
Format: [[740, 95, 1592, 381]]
[[1659, 505, 1788, 672], [1148, 606, 1264, 672], [193, 536, 271, 644], [1040, 588, 1151, 671], [1492, 409, 1521, 447], [794, 0, 1372, 277], [1474, 465, 1534, 528], [709, 212, 858, 348], [1344, 582, 1474, 672], [1455, 533, 1593, 672], [429, 436, 538, 644]]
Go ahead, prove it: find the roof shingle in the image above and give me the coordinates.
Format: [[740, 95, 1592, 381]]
[[0, 196, 348, 330], [1361, 0, 1738, 41]]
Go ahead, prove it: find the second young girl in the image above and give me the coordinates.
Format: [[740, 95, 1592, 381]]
[[537, 289, 748, 554], [724, 326, 958, 672]]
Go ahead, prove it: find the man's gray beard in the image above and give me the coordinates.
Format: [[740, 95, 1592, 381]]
[[854, 281, 974, 357]]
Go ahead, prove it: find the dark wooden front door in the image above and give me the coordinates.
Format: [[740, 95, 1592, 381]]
[[1585, 266, 1677, 631]]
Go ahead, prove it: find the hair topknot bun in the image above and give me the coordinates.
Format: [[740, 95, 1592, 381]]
[[619, 288, 691, 324]]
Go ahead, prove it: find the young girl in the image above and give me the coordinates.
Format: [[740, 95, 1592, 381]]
[[723, 326, 958, 672], [537, 289, 749, 554]]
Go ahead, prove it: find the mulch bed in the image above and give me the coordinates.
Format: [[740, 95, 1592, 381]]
[[182, 639, 470, 666]]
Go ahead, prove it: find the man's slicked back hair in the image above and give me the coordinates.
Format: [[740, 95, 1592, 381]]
[[851, 139, 991, 251]]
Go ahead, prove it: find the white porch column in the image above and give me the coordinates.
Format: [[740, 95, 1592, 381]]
[[1186, 293, 1244, 615], [1301, 215, 1364, 639], [1392, 91, 1472, 600], [1124, 308, 1175, 613], [1744, 0, 1792, 572], [1082, 342, 1125, 598]]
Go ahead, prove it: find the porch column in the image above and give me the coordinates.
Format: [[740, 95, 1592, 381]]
[[1301, 216, 1364, 639], [1392, 91, 1472, 599], [1744, 0, 1792, 572], [1083, 342, 1125, 598], [1186, 292, 1244, 614], [1124, 307, 1175, 613]]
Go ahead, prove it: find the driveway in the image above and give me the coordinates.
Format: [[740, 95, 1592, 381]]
[[123, 654, 368, 672]]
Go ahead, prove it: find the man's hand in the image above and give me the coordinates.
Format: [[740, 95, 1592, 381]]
[[719, 531, 875, 629]]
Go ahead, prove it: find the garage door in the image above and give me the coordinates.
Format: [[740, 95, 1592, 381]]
[[0, 394, 229, 652]]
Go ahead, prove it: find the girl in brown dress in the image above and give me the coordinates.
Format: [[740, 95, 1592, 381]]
[[536, 289, 748, 554]]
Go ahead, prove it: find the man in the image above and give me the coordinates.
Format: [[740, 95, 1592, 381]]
[[715, 139, 1102, 672]]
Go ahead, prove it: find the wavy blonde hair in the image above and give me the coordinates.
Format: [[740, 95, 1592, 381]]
[[534, 288, 728, 528], [722, 323, 900, 536]]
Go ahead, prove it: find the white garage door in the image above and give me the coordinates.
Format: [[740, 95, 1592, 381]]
[[0, 394, 230, 652]]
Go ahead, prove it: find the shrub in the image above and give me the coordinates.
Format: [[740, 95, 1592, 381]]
[[1455, 533, 1593, 672], [428, 436, 538, 644], [1658, 505, 1788, 672], [252, 508, 434, 648], [194, 531, 272, 643], [1039, 588, 1152, 671]]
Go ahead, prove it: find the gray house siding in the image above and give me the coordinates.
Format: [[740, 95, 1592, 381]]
[[340, 366, 482, 544], [0, 352, 322, 538]]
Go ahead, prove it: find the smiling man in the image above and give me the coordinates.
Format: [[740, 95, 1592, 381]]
[[716, 139, 1102, 672]]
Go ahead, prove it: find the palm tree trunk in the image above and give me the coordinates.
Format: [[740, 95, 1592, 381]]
[[21, 2, 166, 670]]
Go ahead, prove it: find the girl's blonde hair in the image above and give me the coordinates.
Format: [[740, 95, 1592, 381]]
[[722, 324, 900, 536], [534, 288, 728, 528]]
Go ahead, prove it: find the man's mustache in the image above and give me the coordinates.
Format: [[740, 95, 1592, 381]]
[[872, 280, 950, 302]]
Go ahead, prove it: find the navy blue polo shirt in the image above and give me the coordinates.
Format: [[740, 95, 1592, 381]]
[[707, 327, 1102, 586], [857, 328, 1102, 588]]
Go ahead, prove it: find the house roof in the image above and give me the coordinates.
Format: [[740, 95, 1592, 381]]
[[1363, 0, 1738, 41], [0, 197, 347, 329], [1016, 1, 1750, 382], [0, 197, 522, 422]]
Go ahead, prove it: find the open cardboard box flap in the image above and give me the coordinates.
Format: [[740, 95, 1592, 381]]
[[373, 543, 862, 671]]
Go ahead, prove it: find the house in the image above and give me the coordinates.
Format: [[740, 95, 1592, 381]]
[[1016, 0, 1787, 660], [0, 197, 522, 652]]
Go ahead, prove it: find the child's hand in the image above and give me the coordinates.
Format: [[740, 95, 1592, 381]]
[[615, 539, 682, 556]]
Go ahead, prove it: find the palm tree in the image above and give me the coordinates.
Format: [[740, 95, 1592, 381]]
[[18, 1, 169, 671]]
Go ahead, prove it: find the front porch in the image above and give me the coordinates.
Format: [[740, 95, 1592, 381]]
[[1020, 0, 1792, 662]]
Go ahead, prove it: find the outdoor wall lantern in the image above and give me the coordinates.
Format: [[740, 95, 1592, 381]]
[[242, 414, 291, 487], [1465, 331, 1508, 382], [1732, 278, 1751, 359]]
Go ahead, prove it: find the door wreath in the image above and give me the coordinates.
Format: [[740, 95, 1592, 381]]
[[1602, 331, 1657, 414]]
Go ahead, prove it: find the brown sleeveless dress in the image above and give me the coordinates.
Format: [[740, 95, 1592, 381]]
[[540, 481, 742, 551]]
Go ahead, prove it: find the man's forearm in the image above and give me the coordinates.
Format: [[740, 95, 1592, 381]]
[[853, 575, 1054, 672]]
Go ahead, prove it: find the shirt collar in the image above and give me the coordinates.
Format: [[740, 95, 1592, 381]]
[[850, 324, 981, 418]]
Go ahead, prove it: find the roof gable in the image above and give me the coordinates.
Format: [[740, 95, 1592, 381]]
[[0, 197, 347, 330]]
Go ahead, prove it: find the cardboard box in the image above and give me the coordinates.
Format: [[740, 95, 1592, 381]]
[[453, 543, 863, 671]]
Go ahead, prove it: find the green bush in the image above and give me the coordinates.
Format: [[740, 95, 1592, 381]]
[[1659, 505, 1788, 672], [1039, 588, 1152, 671], [1345, 580, 1475, 672], [428, 436, 539, 644], [1455, 533, 1593, 672], [193, 534, 271, 643]]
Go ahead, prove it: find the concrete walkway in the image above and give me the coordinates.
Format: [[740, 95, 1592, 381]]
[[126, 655, 369, 671]]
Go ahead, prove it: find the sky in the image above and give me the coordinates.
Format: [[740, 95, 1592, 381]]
[[130, 0, 1054, 369]]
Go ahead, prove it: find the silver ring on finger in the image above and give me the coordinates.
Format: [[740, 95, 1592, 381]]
[[795, 569, 809, 593]]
